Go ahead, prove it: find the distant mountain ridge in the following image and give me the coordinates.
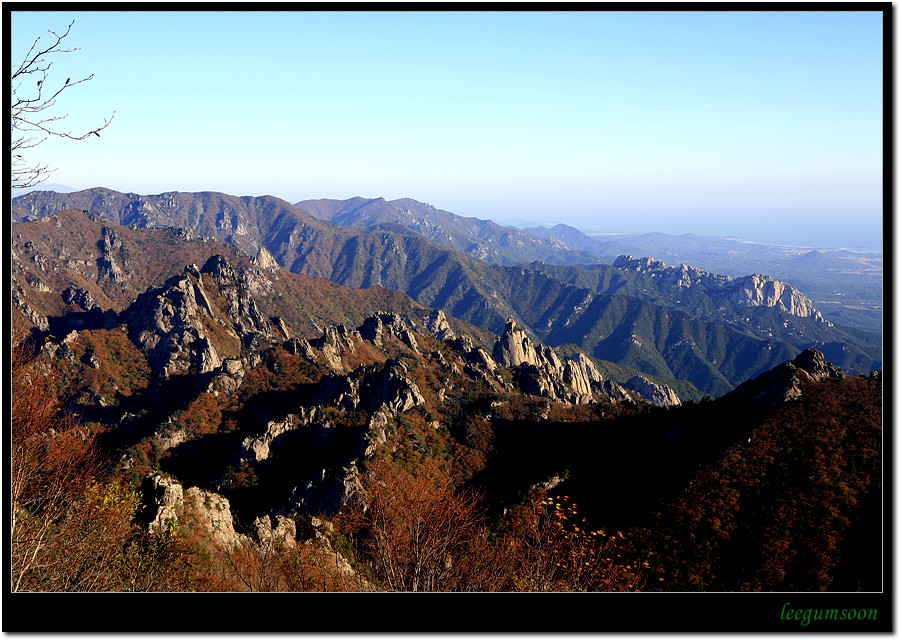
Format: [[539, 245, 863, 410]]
[[296, 196, 603, 267], [10, 207, 491, 348], [611, 254, 827, 322], [524, 223, 646, 259], [526, 223, 883, 334], [10, 189, 881, 397]]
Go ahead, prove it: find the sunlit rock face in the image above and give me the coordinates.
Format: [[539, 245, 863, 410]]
[[492, 319, 611, 405], [613, 254, 828, 323], [121, 271, 222, 376], [624, 375, 681, 408]]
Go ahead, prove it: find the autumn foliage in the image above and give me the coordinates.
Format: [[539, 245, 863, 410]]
[[10, 301, 882, 593], [11, 323, 190, 591], [345, 458, 647, 592], [349, 457, 485, 591], [501, 491, 646, 591], [646, 375, 882, 591]]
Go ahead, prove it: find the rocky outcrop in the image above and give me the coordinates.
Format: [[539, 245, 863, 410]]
[[613, 254, 828, 323], [12, 294, 49, 331], [359, 408, 393, 459], [252, 246, 279, 271], [142, 473, 184, 535], [364, 359, 426, 412], [271, 316, 290, 339], [183, 486, 248, 550], [236, 413, 302, 467], [360, 312, 420, 354], [308, 324, 361, 371], [200, 254, 275, 348], [314, 358, 425, 414], [208, 357, 247, 395], [97, 226, 127, 282], [284, 337, 318, 361], [121, 269, 222, 376], [448, 334, 501, 385], [422, 309, 457, 341], [624, 375, 681, 407], [721, 348, 845, 411], [141, 474, 368, 587], [614, 254, 730, 289], [61, 286, 99, 311], [252, 515, 297, 549], [596, 379, 636, 404], [118, 255, 284, 377], [493, 319, 546, 368], [287, 464, 365, 516], [727, 273, 824, 320], [492, 320, 605, 404], [142, 474, 248, 550]]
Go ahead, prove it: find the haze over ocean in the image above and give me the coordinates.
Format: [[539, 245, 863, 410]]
[[10, 9, 883, 249]]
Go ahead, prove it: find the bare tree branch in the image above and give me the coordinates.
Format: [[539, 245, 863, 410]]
[[10, 20, 114, 189]]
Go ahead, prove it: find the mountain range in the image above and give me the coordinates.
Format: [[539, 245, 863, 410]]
[[526, 223, 883, 333], [9, 187, 883, 596], [11, 188, 881, 399]]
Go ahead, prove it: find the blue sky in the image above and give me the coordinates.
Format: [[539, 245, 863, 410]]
[[10, 9, 884, 248]]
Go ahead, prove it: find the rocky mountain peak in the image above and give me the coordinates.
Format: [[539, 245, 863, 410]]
[[421, 309, 457, 341], [492, 319, 539, 368], [727, 273, 827, 322], [200, 254, 239, 283], [253, 246, 279, 270], [721, 348, 845, 410], [200, 254, 276, 348], [493, 319, 627, 405], [118, 255, 283, 377], [613, 254, 827, 322], [121, 271, 222, 376], [359, 311, 420, 353]]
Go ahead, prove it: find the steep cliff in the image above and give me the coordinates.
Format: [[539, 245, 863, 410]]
[[492, 320, 645, 405]]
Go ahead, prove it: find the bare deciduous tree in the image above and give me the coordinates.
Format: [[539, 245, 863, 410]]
[[354, 458, 485, 592], [11, 20, 114, 189]]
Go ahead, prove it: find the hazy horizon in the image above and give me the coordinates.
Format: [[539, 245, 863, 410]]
[[11, 9, 883, 250], [13, 181, 883, 252]]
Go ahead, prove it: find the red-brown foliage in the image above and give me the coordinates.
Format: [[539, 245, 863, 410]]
[[648, 375, 882, 591]]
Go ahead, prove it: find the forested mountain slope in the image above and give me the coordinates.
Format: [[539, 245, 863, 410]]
[[11, 205, 882, 596], [11, 189, 879, 396]]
